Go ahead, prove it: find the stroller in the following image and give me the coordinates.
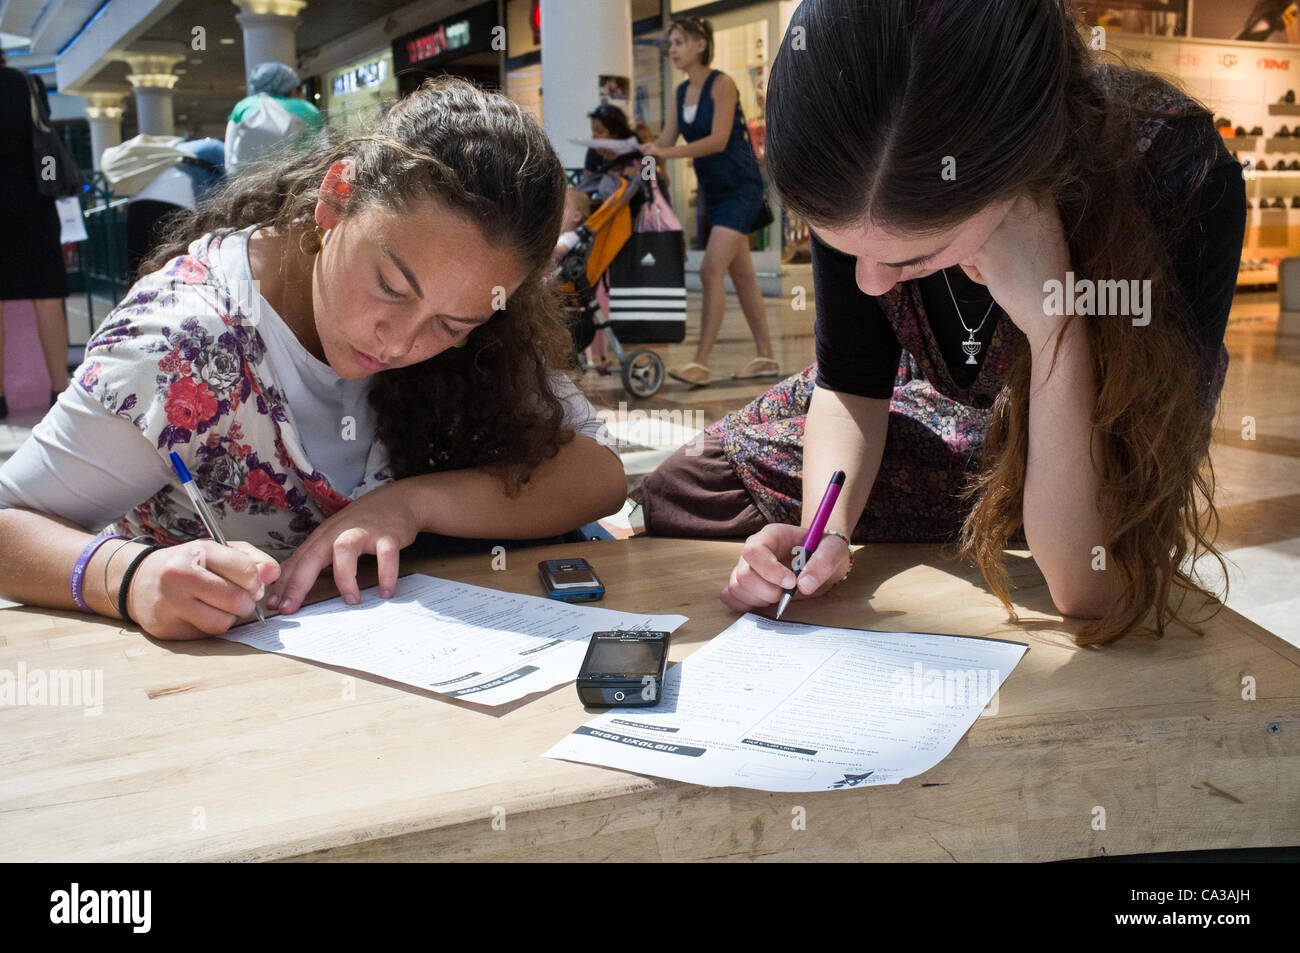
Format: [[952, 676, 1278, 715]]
[[553, 158, 673, 399]]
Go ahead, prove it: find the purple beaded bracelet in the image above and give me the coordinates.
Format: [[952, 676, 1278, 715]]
[[71, 533, 129, 612]]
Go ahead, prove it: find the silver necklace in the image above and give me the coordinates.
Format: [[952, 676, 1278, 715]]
[[941, 268, 996, 364]]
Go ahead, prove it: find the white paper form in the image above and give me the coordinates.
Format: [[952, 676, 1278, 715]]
[[544, 613, 1027, 791], [218, 573, 687, 707], [568, 136, 641, 154]]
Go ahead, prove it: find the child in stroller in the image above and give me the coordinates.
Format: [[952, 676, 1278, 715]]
[[551, 155, 666, 398]]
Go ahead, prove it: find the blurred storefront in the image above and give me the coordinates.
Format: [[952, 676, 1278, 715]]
[[392, 2, 503, 96], [321, 48, 396, 134]]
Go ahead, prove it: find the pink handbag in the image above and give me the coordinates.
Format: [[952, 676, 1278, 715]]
[[635, 183, 682, 233]]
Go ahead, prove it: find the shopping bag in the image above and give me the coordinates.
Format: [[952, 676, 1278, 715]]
[[605, 230, 687, 343]]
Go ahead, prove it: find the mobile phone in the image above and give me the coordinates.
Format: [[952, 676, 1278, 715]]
[[576, 630, 670, 707], [538, 557, 605, 602]]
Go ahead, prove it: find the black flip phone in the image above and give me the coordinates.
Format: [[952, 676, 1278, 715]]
[[538, 557, 605, 602], [576, 630, 670, 707]]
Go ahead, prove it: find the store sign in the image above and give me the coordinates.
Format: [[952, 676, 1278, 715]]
[[332, 59, 388, 96], [406, 19, 472, 64], [392, 1, 497, 72]]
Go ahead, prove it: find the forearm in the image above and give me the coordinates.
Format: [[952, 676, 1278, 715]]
[[0, 508, 145, 617], [802, 387, 889, 538], [660, 138, 723, 160], [1021, 318, 1118, 617], [401, 437, 627, 539]]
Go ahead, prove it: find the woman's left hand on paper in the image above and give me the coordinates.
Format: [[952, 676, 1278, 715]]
[[266, 482, 421, 614]]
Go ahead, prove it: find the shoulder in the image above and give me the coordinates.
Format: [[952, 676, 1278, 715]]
[[1141, 110, 1238, 223], [81, 233, 269, 437], [229, 95, 257, 121], [708, 71, 737, 96], [281, 98, 320, 121]]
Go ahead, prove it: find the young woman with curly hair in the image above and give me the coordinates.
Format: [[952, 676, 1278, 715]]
[[0, 77, 626, 640], [640, 0, 1246, 645]]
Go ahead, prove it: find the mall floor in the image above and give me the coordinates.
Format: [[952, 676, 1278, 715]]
[[1, 269, 1297, 646]]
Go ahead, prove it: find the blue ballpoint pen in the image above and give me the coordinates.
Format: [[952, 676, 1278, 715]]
[[169, 451, 267, 625]]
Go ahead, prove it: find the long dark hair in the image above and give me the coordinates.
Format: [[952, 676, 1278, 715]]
[[766, 0, 1231, 645], [142, 76, 574, 494]]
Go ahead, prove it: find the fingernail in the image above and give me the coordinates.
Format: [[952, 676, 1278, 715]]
[[799, 577, 815, 592], [783, 576, 795, 589], [381, 589, 392, 598], [255, 585, 265, 600], [267, 594, 280, 608], [346, 594, 359, 605]]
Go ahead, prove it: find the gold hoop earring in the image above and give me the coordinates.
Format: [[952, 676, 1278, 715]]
[[452, 335, 469, 349], [299, 225, 324, 256]]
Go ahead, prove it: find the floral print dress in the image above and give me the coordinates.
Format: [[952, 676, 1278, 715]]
[[79, 230, 391, 554]]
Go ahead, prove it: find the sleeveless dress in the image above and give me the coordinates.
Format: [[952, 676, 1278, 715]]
[[676, 70, 765, 234], [641, 67, 1233, 543]]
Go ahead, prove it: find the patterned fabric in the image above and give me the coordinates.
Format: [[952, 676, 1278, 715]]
[[79, 231, 391, 554], [706, 66, 1230, 544]]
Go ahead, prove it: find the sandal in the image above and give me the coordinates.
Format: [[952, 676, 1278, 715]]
[[731, 357, 780, 380], [667, 362, 712, 387]]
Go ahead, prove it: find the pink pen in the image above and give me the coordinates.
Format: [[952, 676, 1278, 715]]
[[776, 470, 845, 619]]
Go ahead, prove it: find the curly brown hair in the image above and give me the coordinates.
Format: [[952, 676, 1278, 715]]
[[141, 76, 575, 494], [766, 0, 1237, 644]]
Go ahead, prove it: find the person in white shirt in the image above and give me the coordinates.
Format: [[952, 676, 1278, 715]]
[[0, 77, 626, 641]]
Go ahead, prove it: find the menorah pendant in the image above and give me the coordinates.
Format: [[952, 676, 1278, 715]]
[[962, 339, 981, 364]]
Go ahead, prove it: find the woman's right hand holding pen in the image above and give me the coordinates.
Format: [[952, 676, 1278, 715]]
[[126, 540, 280, 640], [719, 523, 851, 613]]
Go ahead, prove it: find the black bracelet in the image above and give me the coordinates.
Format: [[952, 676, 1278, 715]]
[[116, 544, 165, 625]]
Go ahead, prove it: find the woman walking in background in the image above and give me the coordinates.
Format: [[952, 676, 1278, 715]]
[[640, 15, 777, 387], [0, 49, 71, 419]]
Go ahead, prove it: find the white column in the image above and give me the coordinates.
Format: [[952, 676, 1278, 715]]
[[232, 1, 306, 82], [84, 93, 127, 169], [119, 53, 185, 137], [540, 0, 632, 169], [132, 86, 175, 136]]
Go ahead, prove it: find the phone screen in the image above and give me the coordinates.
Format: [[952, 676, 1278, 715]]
[[548, 562, 599, 588], [584, 638, 665, 676]]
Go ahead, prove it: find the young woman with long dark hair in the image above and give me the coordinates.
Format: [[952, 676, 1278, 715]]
[[640, 0, 1245, 645], [640, 15, 778, 387], [0, 77, 625, 640]]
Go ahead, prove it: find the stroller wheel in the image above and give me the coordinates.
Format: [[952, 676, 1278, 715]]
[[621, 349, 665, 398]]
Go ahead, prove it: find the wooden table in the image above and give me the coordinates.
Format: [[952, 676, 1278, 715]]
[[1, 537, 1296, 862]]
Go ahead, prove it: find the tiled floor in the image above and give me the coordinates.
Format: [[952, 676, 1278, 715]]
[[3, 272, 1297, 644]]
